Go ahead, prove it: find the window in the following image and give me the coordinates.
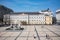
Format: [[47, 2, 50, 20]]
[[32, 20, 33, 21]]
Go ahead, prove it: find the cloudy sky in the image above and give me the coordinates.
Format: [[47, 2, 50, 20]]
[[0, 0, 60, 13]]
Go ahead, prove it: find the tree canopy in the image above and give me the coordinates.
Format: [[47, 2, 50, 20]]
[[0, 5, 14, 23]]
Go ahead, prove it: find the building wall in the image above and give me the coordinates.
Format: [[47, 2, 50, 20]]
[[29, 15, 45, 24], [45, 16, 52, 24], [3, 13, 28, 24], [3, 13, 52, 25], [10, 14, 28, 24], [56, 14, 60, 23], [3, 14, 10, 24], [56, 9, 60, 23]]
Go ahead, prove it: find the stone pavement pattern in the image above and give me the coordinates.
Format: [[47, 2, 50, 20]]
[[0, 25, 60, 40]]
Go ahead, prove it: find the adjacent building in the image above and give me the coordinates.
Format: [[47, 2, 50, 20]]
[[56, 9, 60, 24]]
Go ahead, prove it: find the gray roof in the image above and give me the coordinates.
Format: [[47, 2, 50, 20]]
[[56, 11, 60, 14], [8, 12, 42, 15]]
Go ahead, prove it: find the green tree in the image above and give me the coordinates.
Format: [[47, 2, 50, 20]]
[[21, 21, 27, 25], [0, 5, 13, 24]]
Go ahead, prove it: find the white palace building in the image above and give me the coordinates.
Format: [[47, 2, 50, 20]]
[[3, 9, 53, 25]]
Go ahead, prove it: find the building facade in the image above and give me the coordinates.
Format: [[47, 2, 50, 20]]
[[56, 9, 60, 24], [3, 12, 52, 25], [29, 14, 45, 24], [45, 16, 52, 24], [3, 13, 28, 25], [3, 9, 53, 25]]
